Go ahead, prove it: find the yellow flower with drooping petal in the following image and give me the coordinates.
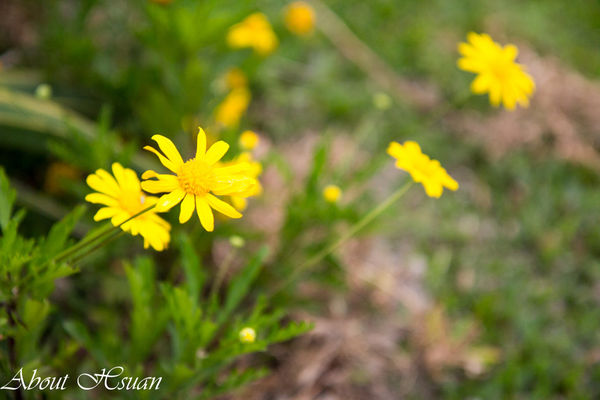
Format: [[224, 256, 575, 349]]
[[239, 130, 259, 150], [285, 1, 315, 36], [387, 141, 458, 198], [215, 87, 251, 128], [141, 128, 258, 231], [227, 13, 278, 55], [323, 184, 341, 203], [85, 163, 171, 251], [217, 152, 262, 211], [457, 32, 535, 110], [224, 67, 248, 90]]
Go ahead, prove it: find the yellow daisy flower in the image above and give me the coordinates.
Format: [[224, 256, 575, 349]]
[[387, 141, 458, 198], [284, 1, 315, 36], [227, 12, 278, 55], [322, 184, 341, 203], [239, 130, 260, 150], [85, 163, 171, 251], [217, 152, 262, 211], [141, 128, 258, 231], [215, 87, 251, 128], [457, 32, 535, 110]]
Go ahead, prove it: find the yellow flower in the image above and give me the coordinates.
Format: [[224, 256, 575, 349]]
[[141, 128, 258, 232], [215, 87, 251, 128], [239, 327, 256, 343], [387, 141, 458, 198], [217, 152, 262, 211], [323, 184, 341, 203], [239, 130, 260, 150], [284, 1, 315, 36], [227, 13, 278, 55], [457, 32, 535, 110], [224, 67, 248, 90], [85, 163, 171, 251]]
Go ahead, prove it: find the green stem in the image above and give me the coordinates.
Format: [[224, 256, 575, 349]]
[[273, 180, 413, 294], [55, 204, 156, 264], [70, 230, 125, 267], [210, 248, 237, 298]]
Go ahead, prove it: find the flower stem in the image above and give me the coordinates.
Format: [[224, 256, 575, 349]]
[[53, 205, 157, 264], [210, 248, 237, 298], [273, 180, 413, 294]]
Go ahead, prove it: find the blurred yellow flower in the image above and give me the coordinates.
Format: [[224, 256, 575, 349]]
[[387, 141, 458, 198], [227, 13, 278, 55], [323, 184, 341, 203], [239, 130, 260, 150], [215, 87, 251, 128], [224, 67, 248, 90], [239, 327, 256, 343], [457, 32, 535, 110], [141, 128, 258, 231], [85, 163, 171, 251], [284, 1, 315, 36], [218, 152, 262, 211]]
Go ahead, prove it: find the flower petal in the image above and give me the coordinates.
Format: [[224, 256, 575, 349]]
[[203, 141, 230, 165], [93, 207, 121, 221], [141, 175, 179, 194], [196, 127, 207, 159], [85, 193, 119, 207], [144, 146, 179, 173], [196, 196, 214, 231], [179, 193, 195, 223], [156, 189, 186, 212], [151, 135, 184, 167], [206, 194, 242, 218]]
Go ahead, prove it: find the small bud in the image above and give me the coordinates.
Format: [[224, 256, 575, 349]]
[[35, 84, 52, 100], [322, 184, 342, 203], [372, 92, 392, 110], [229, 235, 245, 248], [239, 130, 260, 150], [239, 327, 256, 343]]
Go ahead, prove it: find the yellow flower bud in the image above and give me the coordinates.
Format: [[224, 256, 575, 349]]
[[239, 327, 256, 343], [285, 1, 315, 36], [239, 130, 260, 150], [323, 185, 341, 203]]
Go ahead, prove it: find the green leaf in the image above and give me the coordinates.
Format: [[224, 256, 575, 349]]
[[178, 234, 206, 301], [218, 246, 269, 325], [0, 167, 16, 232]]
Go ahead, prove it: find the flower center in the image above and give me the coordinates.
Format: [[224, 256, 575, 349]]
[[120, 190, 148, 216], [178, 158, 216, 195]]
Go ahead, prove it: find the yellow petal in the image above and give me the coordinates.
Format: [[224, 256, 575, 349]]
[[141, 176, 179, 194], [86, 174, 119, 197], [93, 207, 120, 221], [156, 189, 186, 212], [196, 196, 214, 231], [141, 170, 159, 180], [204, 141, 230, 165], [85, 193, 118, 206], [196, 127, 207, 158], [179, 193, 195, 223], [151, 135, 184, 167], [144, 146, 179, 173], [206, 194, 242, 218]]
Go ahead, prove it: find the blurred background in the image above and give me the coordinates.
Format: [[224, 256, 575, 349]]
[[2, 0, 600, 398]]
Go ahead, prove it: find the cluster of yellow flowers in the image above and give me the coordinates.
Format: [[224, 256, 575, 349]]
[[85, 11, 541, 255], [86, 128, 261, 250]]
